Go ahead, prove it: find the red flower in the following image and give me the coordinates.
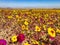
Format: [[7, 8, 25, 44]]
[[33, 44, 38, 45], [17, 33, 25, 43]]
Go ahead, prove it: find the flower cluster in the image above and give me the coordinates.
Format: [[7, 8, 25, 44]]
[[0, 9, 60, 45]]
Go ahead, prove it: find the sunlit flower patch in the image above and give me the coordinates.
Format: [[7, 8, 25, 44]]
[[0, 9, 60, 45]]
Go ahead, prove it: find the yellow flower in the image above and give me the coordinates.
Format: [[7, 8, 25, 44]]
[[13, 10, 16, 12], [25, 26, 28, 30], [22, 25, 28, 30], [8, 16, 13, 19], [16, 15, 19, 18], [35, 26, 41, 32], [56, 29, 60, 33], [45, 14, 48, 18], [24, 21, 29, 25], [43, 25, 46, 30], [23, 41, 30, 45], [31, 39, 39, 45], [11, 35, 17, 42], [22, 25, 26, 30], [47, 22, 53, 24], [48, 27, 56, 37]]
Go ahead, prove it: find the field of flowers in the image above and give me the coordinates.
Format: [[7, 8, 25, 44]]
[[0, 8, 60, 45]]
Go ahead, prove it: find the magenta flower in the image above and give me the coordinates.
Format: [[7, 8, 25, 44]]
[[0, 39, 7, 45]]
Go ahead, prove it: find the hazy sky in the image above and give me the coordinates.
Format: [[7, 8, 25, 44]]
[[0, 0, 60, 8]]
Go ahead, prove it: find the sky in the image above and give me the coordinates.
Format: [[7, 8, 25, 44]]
[[0, 0, 60, 8]]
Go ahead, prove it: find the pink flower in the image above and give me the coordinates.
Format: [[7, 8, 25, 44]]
[[49, 36, 55, 41]]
